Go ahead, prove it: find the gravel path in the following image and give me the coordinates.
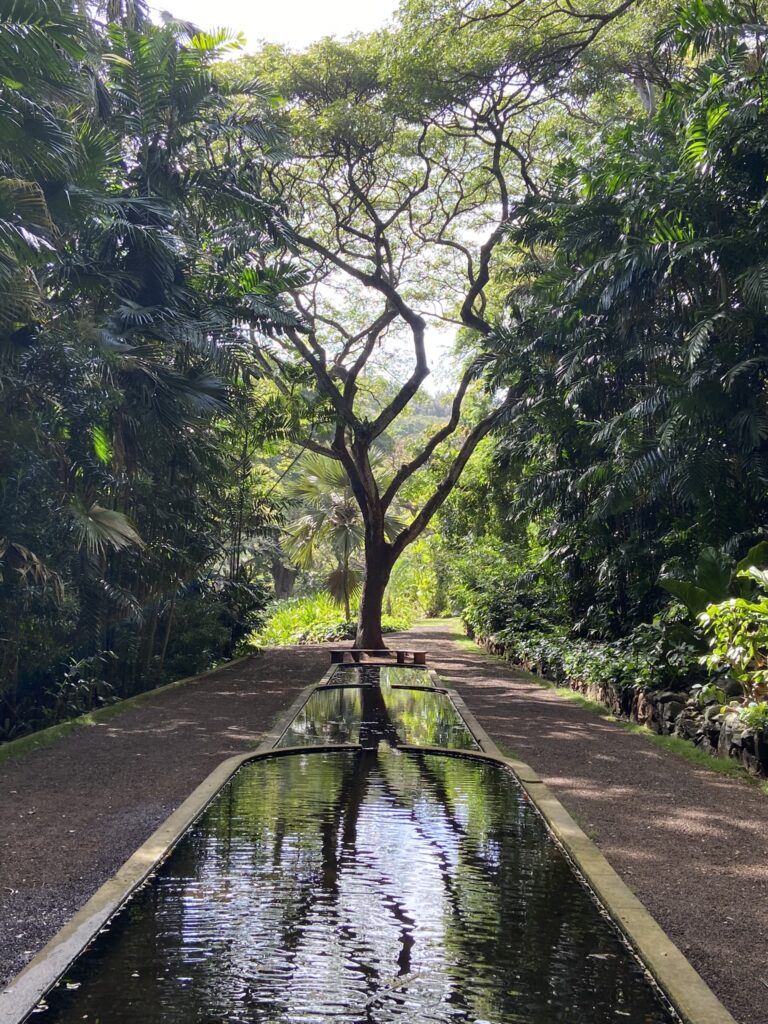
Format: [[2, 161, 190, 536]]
[[1, 622, 766, 1024], [0, 647, 326, 989]]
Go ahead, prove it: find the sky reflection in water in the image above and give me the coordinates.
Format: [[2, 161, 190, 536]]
[[32, 750, 677, 1024]]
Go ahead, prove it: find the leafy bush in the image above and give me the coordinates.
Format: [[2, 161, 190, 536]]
[[451, 535, 696, 692], [255, 593, 412, 646], [487, 624, 673, 692], [700, 568, 768, 700], [41, 653, 118, 725], [691, 682, 727, 708], [159, 577, 269, 682], [736, 702, 768, 731], [387, 537, 448, 619], [452, 537, 568, 641]]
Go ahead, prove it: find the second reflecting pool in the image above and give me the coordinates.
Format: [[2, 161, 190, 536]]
[[277, 684, 479, 749]]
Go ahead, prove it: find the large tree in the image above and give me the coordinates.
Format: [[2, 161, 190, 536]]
[[238, 0, 655, 647]]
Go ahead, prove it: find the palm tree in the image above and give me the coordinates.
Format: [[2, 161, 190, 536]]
[[0, 7, 292, 733], [283, 453, 401, 624]]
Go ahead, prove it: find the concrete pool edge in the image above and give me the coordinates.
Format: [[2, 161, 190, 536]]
[[447, 690, 737, 1023], [0, 673, 738, 1024]]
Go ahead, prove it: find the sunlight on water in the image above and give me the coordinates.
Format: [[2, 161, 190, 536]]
[[329, 665, 435, 687], [31, 751, 678, 1024]]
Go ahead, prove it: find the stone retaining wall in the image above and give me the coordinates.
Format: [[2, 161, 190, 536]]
[[479, 637, 768, 778]]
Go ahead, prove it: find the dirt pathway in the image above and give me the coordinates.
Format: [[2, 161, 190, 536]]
[[1, 623, 766, 1024]]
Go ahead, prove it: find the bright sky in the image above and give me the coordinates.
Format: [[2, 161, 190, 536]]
[[153, 0, 399, 50]]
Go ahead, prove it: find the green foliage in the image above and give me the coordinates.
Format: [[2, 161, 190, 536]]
[[387, 536, 448, 619], [660, 542, 768, 616], [660, 548, 734, 617], [450, 514, 701, 696], [282, 452, 404, 619], [690, 682, 727, 707], [451, 536, 568, 641], [0, 4, 290, 740], [700, 568, 768, 699], [42, 653, 118, 725], [255, 593, 412, 646], [486, 0, 768, 640], [479, 621, 678, 693], [736, 701, 768, 731]]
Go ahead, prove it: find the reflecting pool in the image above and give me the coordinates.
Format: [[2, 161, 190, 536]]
[[29, 750, 677, 1024], [277, 684, 478, 749], [329, 664, 435, 687]]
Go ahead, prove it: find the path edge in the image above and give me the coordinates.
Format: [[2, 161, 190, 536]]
[[0, 653, 259, 766], [0, 677, 325, 1023]]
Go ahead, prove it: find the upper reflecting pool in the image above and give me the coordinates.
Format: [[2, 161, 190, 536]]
[[277, 684, 478, 749], [29, 750, 678, 1024], [330, 664, 434, 687]]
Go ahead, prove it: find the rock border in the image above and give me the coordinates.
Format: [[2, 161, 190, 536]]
[[479, 634, 768, 778]]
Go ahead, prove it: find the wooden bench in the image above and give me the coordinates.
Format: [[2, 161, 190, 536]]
[[330, 649, 426, 665]]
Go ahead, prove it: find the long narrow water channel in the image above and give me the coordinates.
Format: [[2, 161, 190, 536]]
[[24, 664, 679, 1024]]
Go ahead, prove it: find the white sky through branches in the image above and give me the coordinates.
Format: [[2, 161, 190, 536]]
[[153, 0, 398, 49], [152, 0, 457, 393]]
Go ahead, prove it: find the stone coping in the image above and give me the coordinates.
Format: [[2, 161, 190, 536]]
[[0, 670, 737, 1024]]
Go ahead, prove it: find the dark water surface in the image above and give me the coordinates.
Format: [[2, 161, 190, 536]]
[[278, 683, 478, 749], [31, 750, 677, 1024]]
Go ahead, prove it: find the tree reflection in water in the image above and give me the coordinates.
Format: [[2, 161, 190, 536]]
[[278, 676, 478, 750], [33, 748, 678, 1024]]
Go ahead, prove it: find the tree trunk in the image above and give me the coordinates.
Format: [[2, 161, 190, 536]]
[[355, 548, 392, 649]]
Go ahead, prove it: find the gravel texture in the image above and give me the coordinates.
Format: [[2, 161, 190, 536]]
[[1, 623, 766, 1024]]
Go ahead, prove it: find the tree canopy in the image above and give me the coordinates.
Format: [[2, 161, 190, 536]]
[[229, 0, 662, 645]]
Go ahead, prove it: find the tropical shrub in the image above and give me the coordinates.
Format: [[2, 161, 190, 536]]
[[452, 537, 568, 641], [255, 593, 412, 646], [737, 702, 768, 731], [700, 568, 768, 700]]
